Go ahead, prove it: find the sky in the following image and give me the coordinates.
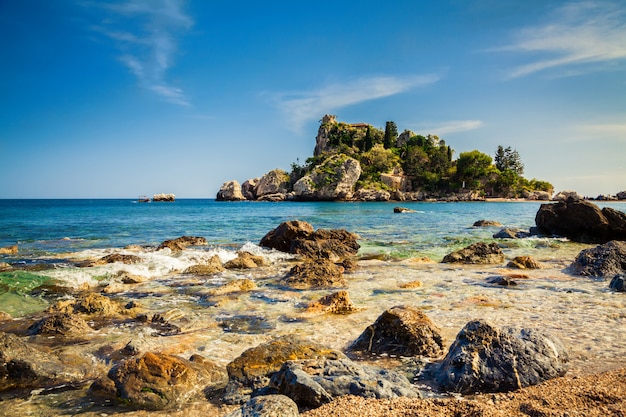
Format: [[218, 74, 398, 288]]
[[1, 0, 625, 198]]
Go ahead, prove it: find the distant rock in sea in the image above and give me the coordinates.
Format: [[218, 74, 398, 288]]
[[152, 193, 175, 202]]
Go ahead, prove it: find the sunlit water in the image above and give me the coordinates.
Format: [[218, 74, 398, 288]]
[[0, 199, 625, 415]]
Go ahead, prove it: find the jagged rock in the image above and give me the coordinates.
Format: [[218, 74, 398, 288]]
[[224, 336, 345, 404], [508, 256, 542, 269], [183, 254, 225, 275], [349, 306, 444, 357], [552, 190, 583, 201], [353, 188, 391, 201], [225, 395, 299, 417], [0, 245, 18, 254], [535, 198, 626, 243], [305, 290, 362, 314], [260, 220, 315, 253], [293, 154, 361, 201], [27, 313, 92, 337], [242, 178, 260, 200], [45, 293, 131, 317], [206, 278, 256, 296], [282, 259, 346, 290], [493, 228, 530, 239], [570, 240, 626, 278], [473, 220, 503, 227], [157, 236, 208, 251], [269, 358, 421, 409], [224, 252, 267, 269], [105, 352, 227, 410], [0, 332, 84, 391], [255, 169, 291, 198], [217, 180, 246, 201], [442, 242, 505, 264], [610, 275, 626, 292], [435, 320, 569, 394], [79, 253, 142, 267]]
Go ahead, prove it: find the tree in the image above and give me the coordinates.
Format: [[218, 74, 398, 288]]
[[456, 150, 493, 189], [383, 121, 398, 149], [364, 126, 373, 152], [494, 146, 524, 175]]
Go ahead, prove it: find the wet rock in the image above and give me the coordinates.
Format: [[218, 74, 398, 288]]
[[0, 332, 84, 391], [305, 290, 362, 314], [398, 280, 423, 289], [535, 198, 626, 243], [570, 240, 626, 278], [0, 262, 12, 272], [116, 270, 147, 284], [260, 220, 315, 253], [442, 242, 505, 265], [0, 245, 18, 255], [473, 220, 502, 227], [609, 275, 625, 292], [435, 319, 569, 394], [217, 180, 246, 201], [183, 254, 225, 275], [106, 352, 227, 410], [225, 394, 299, 417], [225, 252, 267, 269], [282, 259, 346, 290], [394, 207, 416, 213], [157, 236, 208, 251], [493, 228, 530, 239], [507, 255, 542, 269], [269, 358, 421, 409], [224, 336, 345, 404], [218, 315, 274, 334], [27, 313, 92, 337], [207, 278, 256, 296], [349, 306, 444, 357], [80, 253, 142, 267], [487, 276, 518, 286], [46, 293, 132, 317]]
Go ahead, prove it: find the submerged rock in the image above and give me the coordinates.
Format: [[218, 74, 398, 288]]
[[224, 336, 345, 404], [305, 290, 362, 314], [610, 275, 626, 292], [283, 259, 346, 289], [435, 320, 569, 394], [507, 255, 542, 269], [225, 394, 299, 417], [349, 306, 444, 357], [442, 242, 505, 264], [105, 352, 227, 410], [394, 207, 416, 213], [269, 358, 421, 409], [493, 228, 530, 239], [535, 198, 626, 243], [206, 278, 256, 296], [570, 240, 626, 278], [473, 220, 502, 227]]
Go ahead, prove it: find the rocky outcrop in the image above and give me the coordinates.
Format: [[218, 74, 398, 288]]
[[0, 332, 85, 391], [352, 188, 391, 201], [525, 190, 551, 200], [216, 180, 246, 201], [268, 358, 421, 409], [282, 259, 346, 289], [224, 336, 345, 404], [535, 198, 626, 243], [442, 242, 505, 264], [293, 154, 361, 201], [349, 306, 444, 357], [157, 236, 208, 251], [313, 114, 337, 156], [103, 352, 227, 410], [570, 240, 626, 278], [255, 169, 291, 198], [260, 221, 360, 262], [241, 178, 259, 200], [435, 320, 569, 394], [152, 193, 175, 202], [552, 190, 583, 201]]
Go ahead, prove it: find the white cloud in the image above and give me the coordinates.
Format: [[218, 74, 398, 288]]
[[87, 0, 192, 106], [271, 74, 440, 131], [497, 1, 626, 78], [579, 123, 626, 136], [416, 120, 485, 136]]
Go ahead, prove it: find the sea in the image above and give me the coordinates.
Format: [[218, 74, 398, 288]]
[[0, 199, 625, 415]]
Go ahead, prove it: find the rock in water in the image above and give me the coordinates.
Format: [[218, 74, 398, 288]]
[[610, 275, 626, 292], [216, 180, 246, 201], [436, 320, 569, 394], [269, 358, 421, 409], [349, 306, 444, 357], [442, 242, 505, 264], [225, 395, 300, 417], [570, 240, 626, 278]]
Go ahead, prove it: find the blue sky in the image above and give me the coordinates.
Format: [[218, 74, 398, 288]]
[[1, 0, 625, 198]]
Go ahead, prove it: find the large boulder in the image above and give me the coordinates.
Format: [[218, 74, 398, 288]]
[[255, 169, 291, 198], [0, 332, 85, 391], [106, 352, 227, 410], [435, 320, 569, 394], [260, 220, 315, 253], [293, 154, 361, 201], [535, 198, 626, 243], [349, 306, 444, 357], [570, 240, 626, 278], [269, 358, 421, 409], [241, 178, 260, 200], [217, 180, 246, 201], [442, 242, 505, 264]]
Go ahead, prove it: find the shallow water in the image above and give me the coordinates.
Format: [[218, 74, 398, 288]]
[[0, 199, 625, 415]]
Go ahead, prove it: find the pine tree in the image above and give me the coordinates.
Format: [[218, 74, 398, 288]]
[[383, 121, 398, 149]]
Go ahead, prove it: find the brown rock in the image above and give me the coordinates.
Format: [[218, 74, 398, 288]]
[[183, 254, 225, 275], [0, 245, 18, 254], [83, 253, 142, 267], [306, 290, 362, 314], [282, 259, 346, 289], [260, 220, 315, 253], [508, 255, 542, 269], [207, 278, 256, 296], [473, 220, 502, 227], [224, 252, 267, 269], [27, 313, 92, 337], [442, 242, 505, 264], [46, 293, 129, 317], [157, 236, 208, 251]]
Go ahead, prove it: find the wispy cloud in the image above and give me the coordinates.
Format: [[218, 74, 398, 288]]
[[577, 122, 626, 140], [87, 0, 193, 106], [417, 120, 485, 136], [496, 1, 626, 78], [270, 74, 440, 131]]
